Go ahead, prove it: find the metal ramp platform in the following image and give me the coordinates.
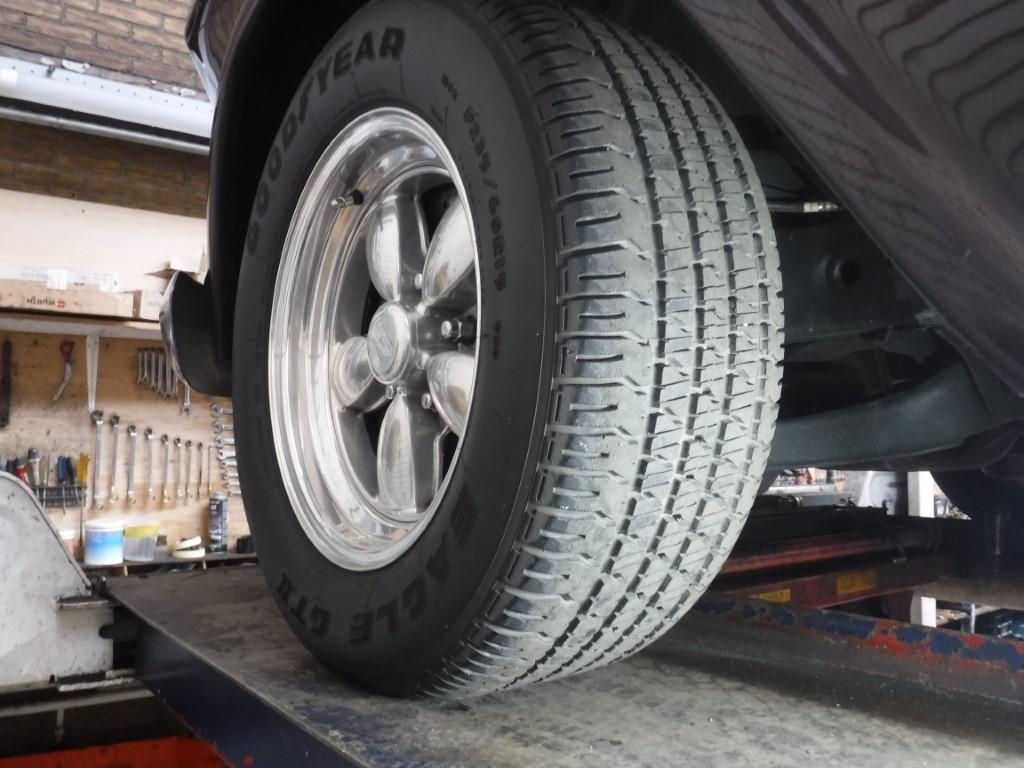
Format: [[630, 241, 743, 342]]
[[107, 566, 1024, 768]]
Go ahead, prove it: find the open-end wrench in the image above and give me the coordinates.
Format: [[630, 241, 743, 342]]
[[206, 444, 212, 496], [161, 434, 170, 503], [213, 422, 234, 434], [125, 425, 137, 504], [181, 383, 192, 415], [210, 404, 233, 418], [215, 436, 236, 448], [144, 427, 155, 500], [169, 357, 176, 399], [90, 410, 104, 510], [184, 440, 193, 499], [196, 442, 203, 498], [174, 437, 184, 498], [108, 414, 121, 502], [157, 353, 167, 397]]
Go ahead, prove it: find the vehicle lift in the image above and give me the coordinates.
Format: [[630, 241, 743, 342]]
[[5, 475, 1024, 766]]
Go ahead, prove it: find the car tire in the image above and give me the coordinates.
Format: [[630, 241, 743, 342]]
[[233, 0, 783, 697]]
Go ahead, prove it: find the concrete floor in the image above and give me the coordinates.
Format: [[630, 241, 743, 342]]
[[113, 569, 1024, 768]]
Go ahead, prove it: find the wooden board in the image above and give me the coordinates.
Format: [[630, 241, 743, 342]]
[[0, 330, 249, 552]]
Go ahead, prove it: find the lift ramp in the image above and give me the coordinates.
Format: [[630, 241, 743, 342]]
[[107, 566, 1024, 768]]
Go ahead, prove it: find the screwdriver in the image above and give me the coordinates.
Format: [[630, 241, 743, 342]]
[[57, 456, 67, 512]]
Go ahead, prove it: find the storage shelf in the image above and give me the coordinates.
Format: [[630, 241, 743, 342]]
[[0, 310, 162, 340]]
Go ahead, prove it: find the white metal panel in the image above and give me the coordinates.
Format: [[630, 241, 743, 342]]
[[0, 474, 112, 689]]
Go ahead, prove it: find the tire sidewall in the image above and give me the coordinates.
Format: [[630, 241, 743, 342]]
[[233, 0, 552, 690]]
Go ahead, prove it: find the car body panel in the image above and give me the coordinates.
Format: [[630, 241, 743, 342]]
[[678, 0, 1024, 393]]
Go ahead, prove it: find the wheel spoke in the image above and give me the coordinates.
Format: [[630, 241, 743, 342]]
[[331, 337, 386, 411], [426, 351, 475, 436], [421, 198, 476, 309], [377, 395, 442, 510], [366, 194, 427, 301]]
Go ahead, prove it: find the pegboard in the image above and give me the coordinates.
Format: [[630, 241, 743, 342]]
[[0, 330, 249, 551]]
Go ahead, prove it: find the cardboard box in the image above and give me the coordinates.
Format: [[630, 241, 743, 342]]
[[0, 280, 136, 320]]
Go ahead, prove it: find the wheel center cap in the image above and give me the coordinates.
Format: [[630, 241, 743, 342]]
[[367, 302, 416, 384]]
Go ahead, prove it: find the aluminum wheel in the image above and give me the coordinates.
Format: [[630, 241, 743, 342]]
[[268, 108, 479, 570]]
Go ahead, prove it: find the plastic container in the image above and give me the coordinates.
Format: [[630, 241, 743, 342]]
[[84, 519, 125, 566], [58, 528, 77, 557], [123, 521, 160, 562], [208, 493, 228, 553]]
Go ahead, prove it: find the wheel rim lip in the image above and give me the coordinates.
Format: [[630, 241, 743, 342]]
[[267, 107, 481, 571]]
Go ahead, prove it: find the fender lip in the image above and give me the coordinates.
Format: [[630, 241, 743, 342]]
[[160, 271, 232, 397]]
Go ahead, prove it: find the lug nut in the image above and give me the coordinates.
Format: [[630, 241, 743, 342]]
[[441, 317, 476, 343]]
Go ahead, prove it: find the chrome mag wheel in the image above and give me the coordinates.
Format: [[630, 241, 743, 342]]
[[268, 108, 479, 570]]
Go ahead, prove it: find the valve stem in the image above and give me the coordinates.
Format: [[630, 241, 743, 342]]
[[330, 189, 364, 209]]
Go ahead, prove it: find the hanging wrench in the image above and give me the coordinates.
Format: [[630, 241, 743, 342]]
[[184, 440, 193, 499], [196, 442, 203, 498], [144, 427, 155, 501], [108, 414, 121, 502], [125, 425, 137, 504], [167, 355, 174, 398], [181, 384, 192, 415], [90, 410, 104, 510], [161, 434, 170, 503], [210, 404, 233, 418], [206, 444, 213, 497], [174, 437, 184, 499], [156, 352, 165, 396]]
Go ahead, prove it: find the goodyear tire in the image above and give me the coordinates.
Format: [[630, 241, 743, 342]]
[[234, 0, 784, 696]]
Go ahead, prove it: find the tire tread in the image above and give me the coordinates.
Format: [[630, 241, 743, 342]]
[[424, 1, 783, 696]]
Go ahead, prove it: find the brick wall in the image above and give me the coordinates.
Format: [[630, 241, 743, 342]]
[[0, 0, 199, 90], [0, 119, 207, 217]]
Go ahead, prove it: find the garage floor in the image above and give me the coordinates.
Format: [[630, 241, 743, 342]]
[[111, 568, 1024, 768]]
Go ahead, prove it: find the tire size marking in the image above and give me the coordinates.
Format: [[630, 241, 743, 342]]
[[349, 533, 451, 646], [462, 105, 508, 294]]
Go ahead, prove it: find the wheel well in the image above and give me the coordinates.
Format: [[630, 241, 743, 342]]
[[205, 0, 367, 370], [204, 0, 731, 373]]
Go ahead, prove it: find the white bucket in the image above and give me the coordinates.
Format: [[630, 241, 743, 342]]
[[84, 519, 125, 566]]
